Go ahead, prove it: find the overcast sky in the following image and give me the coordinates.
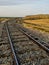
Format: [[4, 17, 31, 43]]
[[0, 0, 49, 17]]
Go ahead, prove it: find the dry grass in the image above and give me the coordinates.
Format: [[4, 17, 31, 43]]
[[22, 19, 49, 33]]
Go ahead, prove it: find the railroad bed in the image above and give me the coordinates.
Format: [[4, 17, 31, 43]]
[[0, 22, 5, 37], [0, 20, 49, 65], [0, 23, 13, 65]]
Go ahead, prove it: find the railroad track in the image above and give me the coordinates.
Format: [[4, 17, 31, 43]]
[[15, 23, 49, 52], [0, 23, 13, 65], [0, 20, 49, 65]]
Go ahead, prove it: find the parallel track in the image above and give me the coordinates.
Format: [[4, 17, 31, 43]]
[[0, 20, 49, 65], [0, 23, 13, 65], [15, 23, 49, 52], [5, 22, 19, 65]]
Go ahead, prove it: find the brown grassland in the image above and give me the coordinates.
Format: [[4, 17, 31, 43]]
[[22, 15, 49, 33]]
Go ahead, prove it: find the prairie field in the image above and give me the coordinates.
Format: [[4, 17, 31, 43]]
[[22, 19, 49, 33]]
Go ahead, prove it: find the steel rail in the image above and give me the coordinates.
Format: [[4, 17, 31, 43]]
[[16, 24, 49, 52], [5, 22, 19, 65]]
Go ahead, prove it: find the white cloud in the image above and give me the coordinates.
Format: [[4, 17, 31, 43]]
[[0, 0, 39, 5], [0, 0, 49, 17], [0, 0, 16, 5]]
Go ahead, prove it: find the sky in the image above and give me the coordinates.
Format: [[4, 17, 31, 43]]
[[0, 0, 49, 17]]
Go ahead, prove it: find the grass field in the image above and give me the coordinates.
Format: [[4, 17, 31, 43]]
[[22, 19, 49, 33]]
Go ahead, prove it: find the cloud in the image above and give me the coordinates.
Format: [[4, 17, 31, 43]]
[[0, 0, 39, 5], [0, 0, 49, 17], [0, 0, 16, 5]]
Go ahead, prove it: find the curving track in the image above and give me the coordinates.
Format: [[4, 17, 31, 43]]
[[0, 20, 49, 65]]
